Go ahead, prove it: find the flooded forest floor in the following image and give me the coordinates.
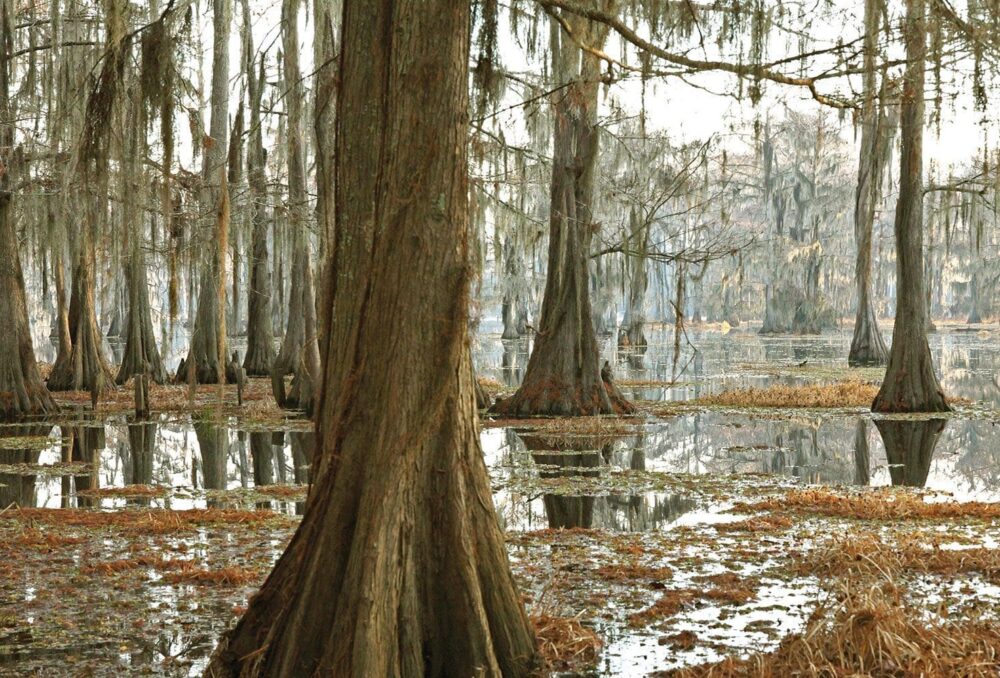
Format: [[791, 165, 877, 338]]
[[3, 327, 1000, 676]]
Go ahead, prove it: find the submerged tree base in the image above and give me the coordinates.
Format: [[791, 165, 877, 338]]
[[491, 376, 636, 417]]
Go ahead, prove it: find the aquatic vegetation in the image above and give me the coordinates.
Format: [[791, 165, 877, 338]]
[[669, 581, 1000, 677], [739, 487, 1000, 521], [695, 381, 880, 409], [532, 614, 603, 671], [76, 484, 169, 499]]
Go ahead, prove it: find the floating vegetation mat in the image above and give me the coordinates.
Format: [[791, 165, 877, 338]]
[[48, 377, 311, 429], [0, 461, 90, 477]]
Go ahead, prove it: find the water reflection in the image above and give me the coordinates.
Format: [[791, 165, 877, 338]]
[[475, 327, 1000, 405], [875, 419, 947, 488], [0, 425, 49, 507], [507, 432, 697, 532]]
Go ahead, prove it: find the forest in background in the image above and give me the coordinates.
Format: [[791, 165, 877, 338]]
[[0, 0, 997, 419]]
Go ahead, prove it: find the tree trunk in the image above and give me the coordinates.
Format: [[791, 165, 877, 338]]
[[271, 0, 320, 414], [183, 0, 231, 384], [312, 0, 339, 280], [0, 4, 55, 418], [849, 0, 891, 367], [492, 6, 633, 417], [117, 239, 167, 384], [47, 227, 115, 392], [0, 193, 56, 415], [621, 209, 649, 350], [240, 1, 275, 376], [871, 0, 950, 413], [206, 1, 539, 674]]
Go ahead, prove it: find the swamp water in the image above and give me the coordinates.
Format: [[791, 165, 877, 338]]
[[2, 327, 1000, 675]]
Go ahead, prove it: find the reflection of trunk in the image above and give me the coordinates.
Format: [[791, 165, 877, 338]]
[[874, 418, 945, 487], [852, 418, 870, 486], [493, 10, 633, 417], [250, 432, 274, 486], [872, 0, 949, 413], [195, 418, 227, 492], [127, 422, 155, 486], [242, 29, 275, 376], [71, 425, 105, 508], [0, 426, 49, 507], [849, 0, 892, 366], [208, 3, 538, 674], [528, 441, 603, 529], [127, 422, 156, 506], [117, 242, 167, 384], [48, 229, 115, 392]]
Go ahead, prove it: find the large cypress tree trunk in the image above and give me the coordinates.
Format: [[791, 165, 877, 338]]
[[493, 6, 633, 417], [206, 1, 539, 673], [0, 1, 55, 417], [240, 0, 275, 376], [0, 186, 56, 417], [871, 0, 950, 413], [117, 234, 167, 384], [47, 227, 115, 392], [270, 0, 320, 413], [182, 0, 231, 384], [849, 0, 891, 367]]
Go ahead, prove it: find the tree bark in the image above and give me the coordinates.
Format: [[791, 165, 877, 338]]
[[492, 5, 633, 417], [871, 0, 950, 413], [271, 0, 320, 414], [117, 237, 167, 384], [183, 0, 231, 384], [207, 1, 539, 675], [47, 226, 115, 392], [0, 2, 55, 418], [621, 208, 649, 350], [849, 0, 891, 367], [240, 0, 275, 377]]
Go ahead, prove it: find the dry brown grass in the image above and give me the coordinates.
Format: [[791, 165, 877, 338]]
[[532, 614, 602, 671], [6, 508, 287, 535], [50, 377, 293, 421], [714, 515, 793, 534], [77, 484, 168, 499], [82, 555, 258, 586], [695, 381, 880, 408], [160, 563, 258, 586], [695, 381, 971, 409], [482, 415, 642, 437], [14, 528, 86, 548], [666, 582, 1000, 677], [595, 563, 673, 582], [802, 533, 1000, 582], [738, 488, 1000, 522]]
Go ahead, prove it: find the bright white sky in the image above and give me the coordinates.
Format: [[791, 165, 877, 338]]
[[228, 0, 995, 176]]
